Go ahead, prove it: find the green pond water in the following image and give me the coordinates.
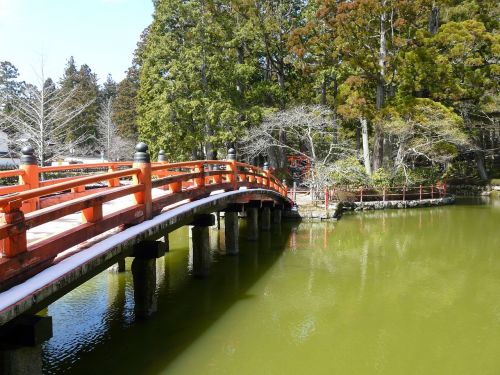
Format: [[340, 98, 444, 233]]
[[43, 198, 500, 374]]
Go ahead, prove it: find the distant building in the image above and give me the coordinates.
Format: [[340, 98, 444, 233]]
[[0, 131, 19, 168]]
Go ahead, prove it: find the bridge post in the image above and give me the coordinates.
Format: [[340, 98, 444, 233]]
[[0, 200, 27, 258], [158, 149, 166, 162], [263, 162, 271, 188], [272, 206, 282, 226], [246, 204, 259, 241], [227, 148, 238, 190], [224, 210, 239, 255], [132, 142, 152, 220], [0, 315, 52, 375], [259, 206, 271, 231], [19, 146, 39, 212], [131, 241, 166, 318], [191, 214, 215, 277]]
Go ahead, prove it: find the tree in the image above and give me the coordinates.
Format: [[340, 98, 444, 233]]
[[59, 58, 100, 148], [113, 66, 139, 139], [0, 69, 93, 166], [97, 97, 134, 160]]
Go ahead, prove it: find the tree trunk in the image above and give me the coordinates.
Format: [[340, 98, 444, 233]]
[[373, 3, 387, 172], [474, 150, 488, 180], [428, 5, 440, 34], [360, 117, 372, 175]]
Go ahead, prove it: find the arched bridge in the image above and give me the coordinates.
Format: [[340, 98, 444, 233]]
[[0, 144, 293, 342]]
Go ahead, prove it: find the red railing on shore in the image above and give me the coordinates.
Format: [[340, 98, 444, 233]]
[[289, 184, 448, 209], [0, 145, 288, 288]]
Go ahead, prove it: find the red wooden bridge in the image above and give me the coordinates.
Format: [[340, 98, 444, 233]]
[[0, 144, 292, 333]]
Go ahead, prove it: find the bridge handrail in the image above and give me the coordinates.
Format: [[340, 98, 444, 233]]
[[0, 145, 289, 289]]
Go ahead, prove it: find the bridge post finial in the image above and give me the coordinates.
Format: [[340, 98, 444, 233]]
[[20, 146, 37, 166], [227, 148, 236, 161], [134, 142, 150, 163], [263, 162, 269, 171], [158, 149, 166, 162]]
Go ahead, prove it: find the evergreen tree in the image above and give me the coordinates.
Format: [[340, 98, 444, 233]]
[[113, 66, 139, 139]]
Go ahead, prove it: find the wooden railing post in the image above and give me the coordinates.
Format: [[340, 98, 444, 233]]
[[403, 185, 406, 202], [227, 148, 238, 190], [263, 162, 271, 188], [19, 146, 39, 212], [0, 199, 27, 257], [419, 185, 422, 201], [431, 184, 434, 199], [107, 164, 119, 187], [383, 187, 386, 202], [360, 186, 363, 203], [283, 179, 288, 197], [194, 163, 205, 188], [133, 142, 152, 220], [325, 187, 329, 210]]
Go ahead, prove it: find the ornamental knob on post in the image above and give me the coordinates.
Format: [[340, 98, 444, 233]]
[[227, 148, 236, 161], [19, 146, 39, 212], [282, 179, 288, 197], [158, 149, 166, 163], [133, 142, 152, 220]]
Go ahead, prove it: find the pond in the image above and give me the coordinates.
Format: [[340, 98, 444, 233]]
[[43, 198, 500, 374]]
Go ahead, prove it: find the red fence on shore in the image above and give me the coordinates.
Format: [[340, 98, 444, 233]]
[[289, 184, 449, 209]]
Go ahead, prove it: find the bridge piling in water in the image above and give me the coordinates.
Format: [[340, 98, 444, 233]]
[[260, 206, 271, 231], [191, 214, 215, 278], [224, 211, 239, 255], [0, 315, 52, 375], [131, 240, 166, 318], [246, 206, 259, 241]]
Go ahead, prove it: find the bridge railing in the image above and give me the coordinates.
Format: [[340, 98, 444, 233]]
[[0, 144, 287, 288]]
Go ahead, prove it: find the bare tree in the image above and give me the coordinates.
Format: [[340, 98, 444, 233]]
[[96, 97, 135, 161], [0, 68, 93, 166], [241, 105, 353, 167]]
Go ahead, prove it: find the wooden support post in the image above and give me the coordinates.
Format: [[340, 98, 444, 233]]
[[224, 211, 239, 255], [293, 181, 297, 203], [19, 146, 39, 213], [131, 257, 157, 318], [360, 187, 364, 203], [383, 187, 386, 202], [132, 143, 152, 220], [0, 200, 27, 258], [190, 214, 214, 277], [260, 206, 271, 231], [431, 184, 434, 199], [419, 185, 422, 201], [246, 207, 259, 241], [272, 208, 282, 226], [109, 258, 126, 273], [403, 186, 406, 202], [227, 148, 238, 190], [325, 187, 329, 210], [213, 165, 222, 185], [0, 315, 53, 375]]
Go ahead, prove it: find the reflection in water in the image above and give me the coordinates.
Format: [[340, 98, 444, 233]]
[[42, 200, 500, 375]]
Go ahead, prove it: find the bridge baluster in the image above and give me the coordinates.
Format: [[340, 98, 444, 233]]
[[107, 164, 119, 187], [194, 163, 205, 188], [263, 162, 271, 188], [132, 143, 152, 220], [0, 199, 27, 258]]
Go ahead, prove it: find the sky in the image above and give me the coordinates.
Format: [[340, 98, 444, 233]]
[[0, 0, 154, 85]]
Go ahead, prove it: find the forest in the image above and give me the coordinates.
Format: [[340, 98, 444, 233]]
[[1, 0, 498, 188]]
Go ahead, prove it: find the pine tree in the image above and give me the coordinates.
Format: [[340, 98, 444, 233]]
[[113, 66, 139, 139]]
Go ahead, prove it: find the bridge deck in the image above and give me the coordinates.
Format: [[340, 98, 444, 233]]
[[0, 188, 286, 326]]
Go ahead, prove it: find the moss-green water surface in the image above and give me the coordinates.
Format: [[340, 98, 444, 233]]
[[43, 198, 500, 374]]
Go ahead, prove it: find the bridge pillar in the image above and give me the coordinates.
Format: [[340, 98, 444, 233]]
[[259, 207, 271, 231], [224, 211, 239, 255], [0, 315, 52, 375], [191, 214, 215, 277], [131, 241, 166, 319], [246, 207, 259, 241], [272, 207, 282, 226], [109, 257, 126, 273]]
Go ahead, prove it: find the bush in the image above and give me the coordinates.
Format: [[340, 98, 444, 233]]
[[371, 168, 391, 187], [330, 157, 370, 186]]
